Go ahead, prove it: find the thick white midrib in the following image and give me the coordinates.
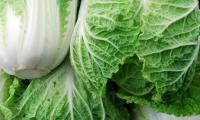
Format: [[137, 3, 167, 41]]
[[49, 66, 74, 120], [92, 1, 124, 4], [70, 0, 93, 86], [70, 22, 100, 91], [77, 0, 88, 23], [77, 26, 95, 87], [133, 0, 146, 18], [78, 25, 96, 84], [142, 0, 148, 12], [66, 67, 75, 120], [70, 0, 121, 83]]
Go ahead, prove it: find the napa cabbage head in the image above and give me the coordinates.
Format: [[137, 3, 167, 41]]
[[0, 0, 77, 79]]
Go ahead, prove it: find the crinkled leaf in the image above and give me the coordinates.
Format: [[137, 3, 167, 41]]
[[112, 0, 200, 116], [136, 1, 200, 102], [118, 51, 200, 116], [0, 61, 129, 120], [71, 0, 200, 116], [0, 71, 27, 120], [71, 0, 143, 95]]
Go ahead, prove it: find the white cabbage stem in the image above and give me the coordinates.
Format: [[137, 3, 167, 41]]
[[135, 106, 200, 120], [0, 0, 77, 79]]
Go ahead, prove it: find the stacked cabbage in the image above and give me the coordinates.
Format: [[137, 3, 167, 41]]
[[0, 0, 200, 120]]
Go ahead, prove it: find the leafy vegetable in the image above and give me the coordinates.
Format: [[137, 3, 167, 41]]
[[71, 0, 200, 116], [0, 60, 129, 120], [0, 0, 77, 79], [0, 70, 27, 120], [117, 50, 200, 116], [71, 0, 142, 95], [0, 0, 200, 119]]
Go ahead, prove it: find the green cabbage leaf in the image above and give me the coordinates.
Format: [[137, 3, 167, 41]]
[[71, 0, 200, 116], [0, 60, 129, 120]]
